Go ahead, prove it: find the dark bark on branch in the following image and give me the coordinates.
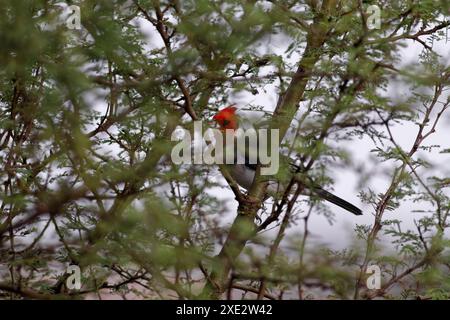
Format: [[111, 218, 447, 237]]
[[201, 0, 338, 299]]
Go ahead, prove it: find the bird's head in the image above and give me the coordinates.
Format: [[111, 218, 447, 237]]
[[212, 105, 238, 131]]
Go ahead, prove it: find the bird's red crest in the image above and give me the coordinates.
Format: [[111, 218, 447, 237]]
[[213, 105, 238, 130], [213, 106, 236, 118]]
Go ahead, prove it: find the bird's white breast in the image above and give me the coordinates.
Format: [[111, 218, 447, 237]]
[[229, 164, 281, 195]]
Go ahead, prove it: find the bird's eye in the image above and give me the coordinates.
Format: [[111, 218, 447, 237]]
[[222, 119, 230, 126]]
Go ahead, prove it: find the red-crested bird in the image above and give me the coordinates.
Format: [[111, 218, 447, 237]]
[[212, 106, 362, 216]]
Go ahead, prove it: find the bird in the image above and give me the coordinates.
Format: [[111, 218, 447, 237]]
[[212, 105, 362, 216]]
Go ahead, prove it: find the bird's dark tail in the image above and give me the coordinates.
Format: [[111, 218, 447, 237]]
[[311, 187, 362, 216]]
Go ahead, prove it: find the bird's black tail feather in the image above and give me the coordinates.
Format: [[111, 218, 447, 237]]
[[312, 187, 362, 216]]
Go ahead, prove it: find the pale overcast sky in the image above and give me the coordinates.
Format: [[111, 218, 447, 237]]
[[135, 14, 450, 253]]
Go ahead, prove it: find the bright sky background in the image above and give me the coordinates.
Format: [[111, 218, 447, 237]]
[[135, 13, 450, 254]]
